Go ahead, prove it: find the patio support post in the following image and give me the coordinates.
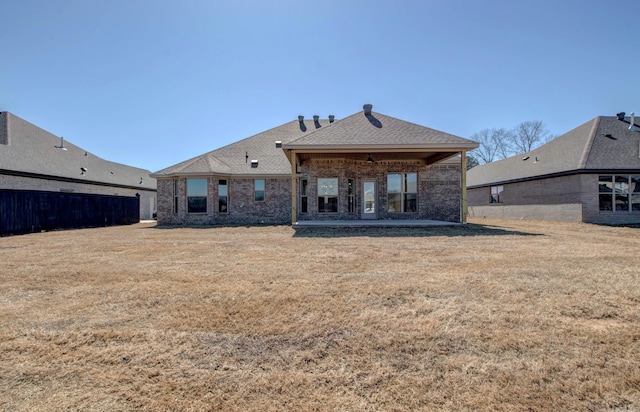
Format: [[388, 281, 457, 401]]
[[460, 150, 468, 223], [291, 150, 297, 224]]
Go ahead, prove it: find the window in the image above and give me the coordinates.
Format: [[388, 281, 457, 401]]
[[187, 178, 207, 213], [348, 178, 355, 213], [600, 175, 640, 212], [300, 179, 308, 214], [173, 179, 179, 214], [632, 175, 640, 211], [615, 176, 629, 211], [219, 179, 228, 213], [254, 179, 265, 202], [490, 185, 504, 204], [387, 173, 417, 212], [318, 178, 338, 213]]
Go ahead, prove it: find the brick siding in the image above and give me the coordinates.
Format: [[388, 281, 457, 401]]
[[157, 159, 463, 226], [468, 173, 640, 224]]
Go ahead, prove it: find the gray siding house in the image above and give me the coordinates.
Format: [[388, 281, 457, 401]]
[[152, 104, 478, 226], [0, 112, 157, 221], [467, 113, 640, 224]]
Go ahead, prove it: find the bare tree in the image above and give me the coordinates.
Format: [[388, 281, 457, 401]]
[[509, 120, 553, 154], [470, 128, 514, 164], [466, 154, 479, 170]]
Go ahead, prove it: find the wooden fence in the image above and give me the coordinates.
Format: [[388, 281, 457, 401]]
[[1, 190, 140, 236]]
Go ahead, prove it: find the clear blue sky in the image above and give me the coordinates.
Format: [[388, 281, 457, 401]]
[[2, 0, 638, 172]]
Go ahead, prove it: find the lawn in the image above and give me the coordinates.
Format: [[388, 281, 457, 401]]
[[0, 219, 638, 411]]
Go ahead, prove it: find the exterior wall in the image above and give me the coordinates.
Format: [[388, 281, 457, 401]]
[[468, 173, 640, 224], [156, 176, 291, 226], [0, 174, 156, 220], [580, 174, 640, 225], [468, 204, 583, 222], [298, 159, 461, 222], [156, 159, 463, 225]]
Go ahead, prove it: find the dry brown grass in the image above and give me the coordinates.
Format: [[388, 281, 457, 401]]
[[0, 219, 639, 411]]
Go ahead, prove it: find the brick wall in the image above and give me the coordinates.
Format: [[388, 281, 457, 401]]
[[468, 173, 640, 224], [157, 159, 463, 226], [157, 176, 291, 225]]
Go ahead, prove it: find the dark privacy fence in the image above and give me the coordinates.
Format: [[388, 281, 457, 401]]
[[1, 190, 140, 236]]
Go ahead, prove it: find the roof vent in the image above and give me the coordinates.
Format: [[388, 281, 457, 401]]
[[251, 159, 259, 168], [617, 112, 626, 121], [298, 115, 304, 123], [313, 115, 321, 129], [363, 104, 373, 115], [275, 141, 282, 148], [629, 112, 637, 132], [56, 136, 67, 151], [298, 115, 307, 132], [329, 115, 335, 123]]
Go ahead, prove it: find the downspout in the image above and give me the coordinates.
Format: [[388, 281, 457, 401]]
[[461, 151, 468, 223], [291, 150, 297, 225]]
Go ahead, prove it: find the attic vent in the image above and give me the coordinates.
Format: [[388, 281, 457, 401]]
[[275, 141, 282, 148], [329, 115, 335, 123], [363, 104, 373, 116], [251, 159, 259, 168], [617, 112, 626, 121]]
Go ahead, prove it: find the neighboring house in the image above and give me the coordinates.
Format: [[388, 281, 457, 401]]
[[467, 112, 640, 225], [0, 111, 157, 233], [152, 104, 478, 226]]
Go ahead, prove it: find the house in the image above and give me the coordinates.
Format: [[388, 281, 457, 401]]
[[152, 104, 478, 227], [0, 111, 157, 234], [467, 112, 640, 225]]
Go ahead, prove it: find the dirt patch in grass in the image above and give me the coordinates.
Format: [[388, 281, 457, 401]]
[[1, 219, 639, 411]]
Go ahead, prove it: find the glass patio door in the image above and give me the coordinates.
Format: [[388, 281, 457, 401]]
[[362, 180, 376, 219]]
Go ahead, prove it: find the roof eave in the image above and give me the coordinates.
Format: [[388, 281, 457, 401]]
[[281, 143, 478, 152]]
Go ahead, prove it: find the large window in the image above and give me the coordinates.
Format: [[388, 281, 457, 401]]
[[387, 173, 417, 212], [187, 178, 207, 213], [600, 175, 640, 212], [632, 175, 640, 211], [254, 179, 265, 202], [219, 179, 228, 213], [491, 185, 504, 204], [173, 179, 179, 214], [318, 178, 338, 213]]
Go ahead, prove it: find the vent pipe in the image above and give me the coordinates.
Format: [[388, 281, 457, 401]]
[[363, 104, 373, 116], [630, 112, 637, 132], [56, 136, 67, 151]]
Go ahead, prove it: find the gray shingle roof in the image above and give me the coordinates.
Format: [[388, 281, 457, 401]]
[[152, 118, 332, 177], [284, 111, 477, 149], [467, 115, 640, 188], [152, 108, 477, 177], [0, 112, 156, 190]]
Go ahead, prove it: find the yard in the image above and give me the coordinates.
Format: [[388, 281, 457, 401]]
[[0, 219, 638, 411]]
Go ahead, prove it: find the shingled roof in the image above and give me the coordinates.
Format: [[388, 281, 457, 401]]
[[152, 106, 477, 177], [152, 117, 331, 177], [284, 110, 476, 150], [0, 112, 156, 190], [467, 115, 640, 188]]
